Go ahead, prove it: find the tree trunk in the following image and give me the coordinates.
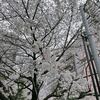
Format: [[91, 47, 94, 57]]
[[31, 88, 37, 100], [31, 70, 39, 100]]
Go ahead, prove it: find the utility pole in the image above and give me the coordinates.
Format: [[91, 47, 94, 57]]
[[82, 35, 99, 100], [80, 5, 100, 80]]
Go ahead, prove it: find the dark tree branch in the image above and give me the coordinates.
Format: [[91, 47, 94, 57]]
[[26, 0, 30, 10], [41, 16, 64, 41], [21, 0, 30, 18], [43, 83, 59, 100], [6, 0, 25, 22], [56, 25, 82, 61], [32, 0, 41, 20], [63, 6, 74, 48]]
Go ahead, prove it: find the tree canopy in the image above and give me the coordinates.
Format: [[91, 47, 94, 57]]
[[0, 0, 100, 100]]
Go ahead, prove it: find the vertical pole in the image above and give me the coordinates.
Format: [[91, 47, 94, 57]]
[[87, 45, 100, 94], [82, 36, 99, 100], [80, 5, 100, 79]]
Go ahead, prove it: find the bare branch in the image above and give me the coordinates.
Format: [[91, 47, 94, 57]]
[[6, 0, 25, 22], [21, 0, 30, 18], [32, 0, 41, 20], [56, 24, 82, 61]]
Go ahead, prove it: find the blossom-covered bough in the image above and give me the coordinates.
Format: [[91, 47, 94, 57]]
[[0, 0, 100, 100]]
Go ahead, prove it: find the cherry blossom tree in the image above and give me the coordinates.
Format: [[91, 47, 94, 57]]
[[0, 0, 100, 100]]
